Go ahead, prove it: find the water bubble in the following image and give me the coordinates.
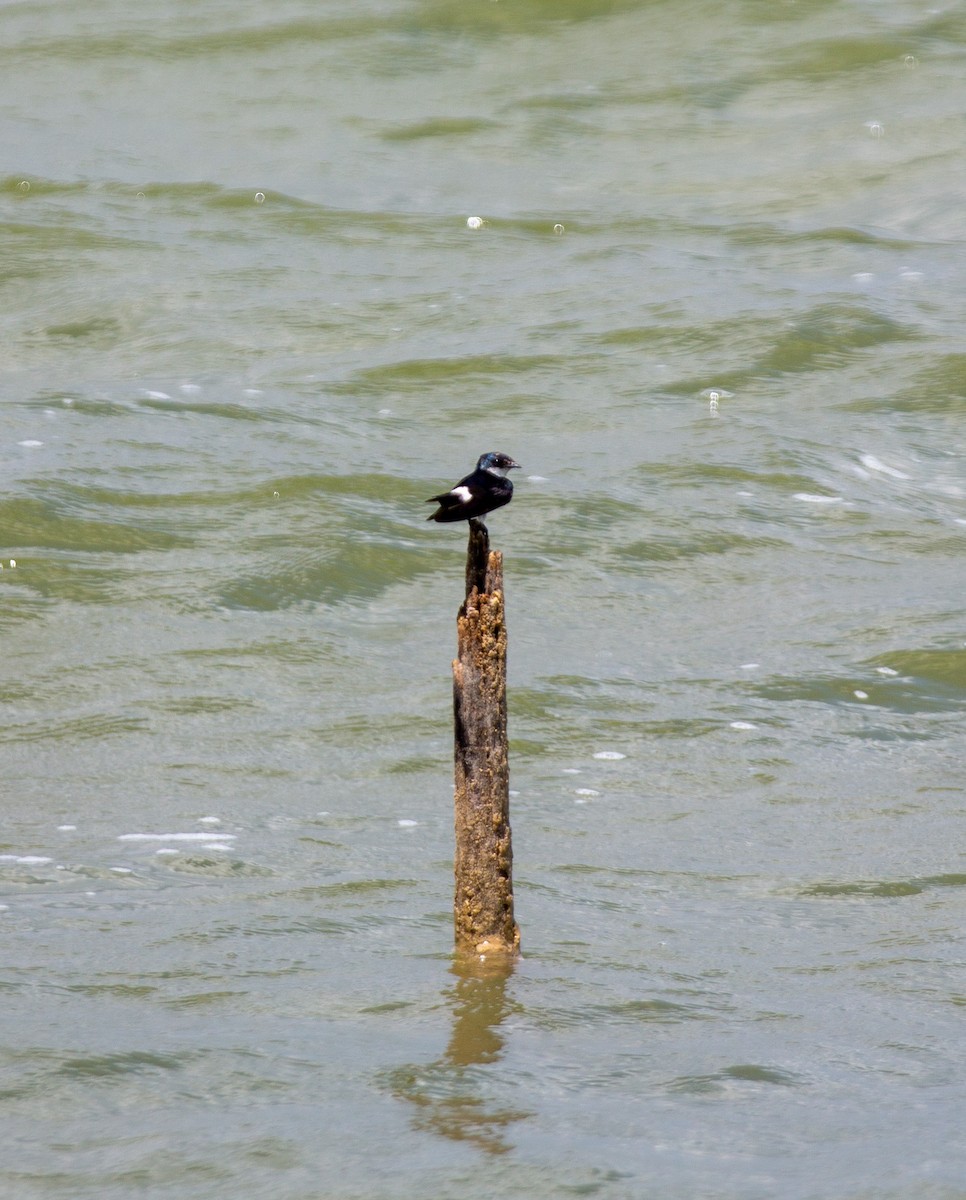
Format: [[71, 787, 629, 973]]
[[254, 191, 266, 204], [853, 690, 868, 700], [18, 180, 30, 192], [902, 54, 918, 68], [859, 454, 910, 480], [136, 191, 145, 200], [553, 223, 565, 235], [864, 120, 884, 138], [466, 215, 484, 229]]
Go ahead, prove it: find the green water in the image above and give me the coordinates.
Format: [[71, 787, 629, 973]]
[[2, 2, 965, 1197]]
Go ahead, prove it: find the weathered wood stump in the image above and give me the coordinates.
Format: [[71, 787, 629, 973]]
[[452, 519, 520, 958]]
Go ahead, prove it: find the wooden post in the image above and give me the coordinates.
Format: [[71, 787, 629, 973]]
[[452, 519, 520, 958]]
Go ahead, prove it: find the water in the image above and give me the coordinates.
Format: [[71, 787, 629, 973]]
[[2, 1, 965, 1197]]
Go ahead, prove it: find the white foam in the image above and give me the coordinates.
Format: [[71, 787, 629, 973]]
[[593, 751, 626, 761], [730, 721, 757, 731], [142, 390, 171, 400], [197, 816, 221, 825], [793, 493, 843, 504], [0, 855, 53, 865], [859, 454, 910, 480], [398, 819, 418, 828], [574, 788, 600, 797], [875, 666, 898, 676], [57, 824, 77, 832], [18, 440, 43, 448]]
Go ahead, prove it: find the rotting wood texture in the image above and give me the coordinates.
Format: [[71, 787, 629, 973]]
[[452, 519, 520, 957]]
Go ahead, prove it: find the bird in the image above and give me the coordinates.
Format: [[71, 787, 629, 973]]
[[426, 451, 520, 524]]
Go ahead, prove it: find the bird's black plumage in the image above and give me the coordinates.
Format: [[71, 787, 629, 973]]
[[426, 451, 520, 524]]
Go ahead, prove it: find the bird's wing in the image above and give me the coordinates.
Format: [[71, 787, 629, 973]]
[[427, 485, 473, 507]]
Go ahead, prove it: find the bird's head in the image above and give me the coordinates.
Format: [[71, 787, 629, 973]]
[[477, 451, 521, 477]]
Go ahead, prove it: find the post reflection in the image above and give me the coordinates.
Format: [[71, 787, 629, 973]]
[[388, 955, 530, 1156]]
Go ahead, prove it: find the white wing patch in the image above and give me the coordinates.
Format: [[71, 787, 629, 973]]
[[451, 486, 474, 505]]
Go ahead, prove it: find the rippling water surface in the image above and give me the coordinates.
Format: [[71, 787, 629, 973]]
[[2, 1, 965, 1197]]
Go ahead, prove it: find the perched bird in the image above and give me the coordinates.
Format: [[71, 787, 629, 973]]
[[426, 451, 520, 524]]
